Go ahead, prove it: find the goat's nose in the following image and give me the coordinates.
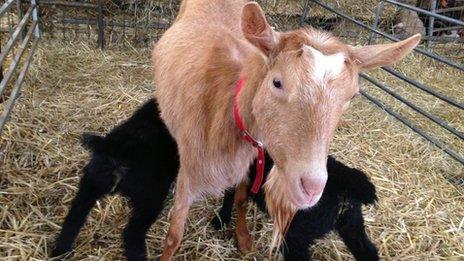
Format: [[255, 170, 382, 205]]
[[301, 171, 327, 206]]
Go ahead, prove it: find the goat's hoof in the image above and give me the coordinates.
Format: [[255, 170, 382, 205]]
[[51, 247, 70, 258], [124, 251, 148, 261], [236, 233, 253, 254]]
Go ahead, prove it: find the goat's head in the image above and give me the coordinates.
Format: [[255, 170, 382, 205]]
[[241, 2, 419, 223]]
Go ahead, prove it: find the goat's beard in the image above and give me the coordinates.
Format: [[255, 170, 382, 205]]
[[264, 167, 298, 259]]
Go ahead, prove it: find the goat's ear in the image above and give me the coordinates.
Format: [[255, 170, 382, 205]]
[[241, 2, 278, 56], [350, 34, 421, 70]]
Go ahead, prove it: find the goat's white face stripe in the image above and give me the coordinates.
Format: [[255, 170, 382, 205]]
[[304, 45, 345, 82]]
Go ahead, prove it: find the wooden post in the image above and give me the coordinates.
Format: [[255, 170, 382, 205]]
[[97, 0, 105, 49]]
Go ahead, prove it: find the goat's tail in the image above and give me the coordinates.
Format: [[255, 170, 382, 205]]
[[81, 133, 106, 152]]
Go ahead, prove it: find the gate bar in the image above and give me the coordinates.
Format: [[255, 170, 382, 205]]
[[361, 73, 464, 140], [361, 90, 464, 165], [381, 67, 463, 110]]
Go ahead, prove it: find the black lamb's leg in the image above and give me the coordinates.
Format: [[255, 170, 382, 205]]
[[122, 203, 161, 261], [281, 215, 314, 261], [281, 242, 311, 261], [211, 189, 235, 230], [336, 204, 379, 261], [52, 173, 113, 257], [280, 236, 313, 261]]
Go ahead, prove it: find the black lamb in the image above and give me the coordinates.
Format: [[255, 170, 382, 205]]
[[52, 99, 179, 260], [211, 154, 379, 261]]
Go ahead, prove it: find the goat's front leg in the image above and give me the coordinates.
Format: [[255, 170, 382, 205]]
[[160, 171, 193, 261], [234, 181, 253, 254]]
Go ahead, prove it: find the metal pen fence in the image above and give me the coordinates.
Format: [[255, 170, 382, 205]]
[[36, 0, 176, 48], [34, 0, 307, 47], [0, 0, 41, 133]]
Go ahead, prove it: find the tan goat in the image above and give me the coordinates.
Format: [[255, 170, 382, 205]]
[[152, 0, 420, 259]]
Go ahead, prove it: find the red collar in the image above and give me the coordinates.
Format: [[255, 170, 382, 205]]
[[233, 75, 265, 194]]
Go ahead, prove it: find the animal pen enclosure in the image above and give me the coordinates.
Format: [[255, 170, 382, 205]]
[[0, 0, 463, 260]]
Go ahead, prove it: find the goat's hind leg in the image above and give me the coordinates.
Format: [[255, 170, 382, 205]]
[[336, 204, 379, 261], [52, 169, 115, 257], [123, 202, 162, 261], [160, 171, 193, 261]]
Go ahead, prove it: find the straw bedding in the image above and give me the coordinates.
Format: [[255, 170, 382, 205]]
[[0, 39, 463, 260]]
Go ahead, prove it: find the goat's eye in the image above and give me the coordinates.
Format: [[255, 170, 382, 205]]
[[273, 78, 282, 89]]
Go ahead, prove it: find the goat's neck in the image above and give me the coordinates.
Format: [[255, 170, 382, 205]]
[[236, 55, 268, 140]]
